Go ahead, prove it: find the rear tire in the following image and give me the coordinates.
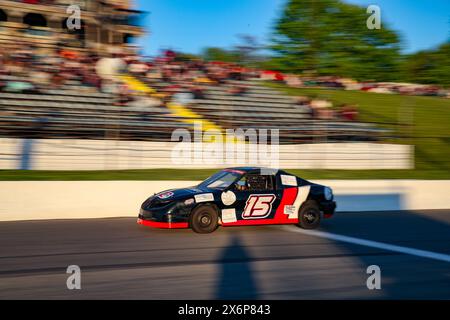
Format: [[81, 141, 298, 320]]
[[190, 205, 219, 234], [298, 200, 321, 230]]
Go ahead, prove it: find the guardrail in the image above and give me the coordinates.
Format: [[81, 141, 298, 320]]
[[0, 180, 448, 221]]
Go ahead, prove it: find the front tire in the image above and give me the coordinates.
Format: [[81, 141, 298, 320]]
[[298, 200, 321, 229], [190, 205, 219, 234]]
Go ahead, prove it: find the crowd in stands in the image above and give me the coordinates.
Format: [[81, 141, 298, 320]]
[[10, 42, 449, 132], [1, 43, 399, 143], [92, 49, 282, 110], [122, 50, 258, 103], [0, 42, 102, 93], [0, 44, 361, 125], [120, 50, 360, 122], [280, 74, 449, 98], [293, 96, 359, 121], [0, 44, 447, 132]]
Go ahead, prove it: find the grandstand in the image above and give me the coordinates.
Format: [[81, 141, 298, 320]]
[[143, 77, 385, 143], [0, 74, 187, 141], [0, 73, 387, 143], [0, 0, 388, 145]]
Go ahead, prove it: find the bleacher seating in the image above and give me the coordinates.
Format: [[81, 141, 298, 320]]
[[0, 71, 387, 143], [0, 74, 189, 141], [140, 78, 386, 143]]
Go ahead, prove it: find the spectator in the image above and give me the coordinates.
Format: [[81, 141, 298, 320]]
[[228, 85, 247, 96], [294, 96, 314, 117], [114, 83, 132, 107], [190, 86, 206, 100], [340, 104, 359, 121], [311, 99, 334, 120], [172, 91, 194, 105], [285, 74, 302, 88]]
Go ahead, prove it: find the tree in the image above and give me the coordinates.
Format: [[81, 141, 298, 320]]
[[201, 47, 241, 63], [202, 35, 265, 67], [270, 0, 403, 81], [402, 42, 450, 87], [234, 34, 264, 65], [173, 51, 201, 62]]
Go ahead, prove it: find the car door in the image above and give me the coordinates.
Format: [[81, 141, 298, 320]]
[[230, 172, 280, 223]]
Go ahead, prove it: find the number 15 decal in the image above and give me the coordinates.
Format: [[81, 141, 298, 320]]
[[242, 194, 276, 219]]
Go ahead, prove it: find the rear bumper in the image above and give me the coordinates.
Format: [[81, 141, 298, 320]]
[[320, 201, 337, 218], [137, 218, 189, 229]]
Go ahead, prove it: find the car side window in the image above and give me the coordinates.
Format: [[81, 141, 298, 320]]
[[234, 176, 248, 191], [246, 174, 274, 191]]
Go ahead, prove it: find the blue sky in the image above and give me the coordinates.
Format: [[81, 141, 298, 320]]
[[135, 0, 450, 57]]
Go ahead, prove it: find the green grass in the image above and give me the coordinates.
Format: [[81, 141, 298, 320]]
[[264, 82, 450, 177], [0, 168, 448, 181], [0, 83, 448, 181], [0, 169, 218, 181]]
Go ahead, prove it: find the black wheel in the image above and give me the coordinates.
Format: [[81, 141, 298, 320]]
[[298, 200, 321, 229], [190, 205, 219, 234]]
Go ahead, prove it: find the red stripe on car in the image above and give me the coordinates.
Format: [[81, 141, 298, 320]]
[[137, 218, 189, 229], [273, 187, 299, 222]]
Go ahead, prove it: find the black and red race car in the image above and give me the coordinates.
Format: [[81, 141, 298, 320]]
[[137, 167, 336, 233]]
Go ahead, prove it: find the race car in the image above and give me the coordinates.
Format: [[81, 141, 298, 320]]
[[137, 167, 336, 233]]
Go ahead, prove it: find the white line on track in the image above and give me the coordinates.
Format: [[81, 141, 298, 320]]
[[284, 227, 450, 263]]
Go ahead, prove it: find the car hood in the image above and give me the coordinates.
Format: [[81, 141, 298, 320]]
[[152, 186, 212, 202]]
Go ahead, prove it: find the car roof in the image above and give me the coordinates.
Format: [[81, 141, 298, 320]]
[[226, 166, 260, 172], [225, 167, 285, 175]]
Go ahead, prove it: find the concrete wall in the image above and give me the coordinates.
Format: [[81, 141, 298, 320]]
[[0, 180, 448, 221], [0, 138, 413, 170]]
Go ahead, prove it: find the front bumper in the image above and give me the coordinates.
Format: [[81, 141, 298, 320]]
[[137, 206, 190, 229]]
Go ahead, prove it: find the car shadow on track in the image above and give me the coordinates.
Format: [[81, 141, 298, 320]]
[[215, 235, 259, 299]]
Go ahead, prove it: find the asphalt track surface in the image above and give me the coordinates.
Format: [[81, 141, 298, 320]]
[[0, 210, 449, 299]]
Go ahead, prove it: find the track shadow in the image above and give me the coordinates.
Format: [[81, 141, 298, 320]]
[[215, 234, 259, 299], [318, 209, 450, 299]]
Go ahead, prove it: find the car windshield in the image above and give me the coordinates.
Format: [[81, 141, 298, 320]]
[[198, 170, 243, 190]]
